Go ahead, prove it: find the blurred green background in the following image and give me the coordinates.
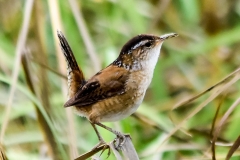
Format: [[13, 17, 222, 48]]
[[0, 0, 240, 159]]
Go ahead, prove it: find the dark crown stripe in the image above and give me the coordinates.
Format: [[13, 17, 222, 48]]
[[120, 34, 156, 54]]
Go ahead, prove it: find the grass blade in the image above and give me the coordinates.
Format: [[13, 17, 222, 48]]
[[0, 0, 34, 142]]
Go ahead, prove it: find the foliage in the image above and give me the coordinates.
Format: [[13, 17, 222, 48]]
[[0, 0, 240, 159]]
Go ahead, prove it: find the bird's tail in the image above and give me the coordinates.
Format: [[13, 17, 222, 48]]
[[57, 31, 85, 100]]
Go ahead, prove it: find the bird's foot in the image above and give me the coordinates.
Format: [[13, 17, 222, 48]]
[[91, 140, 111, 157], [91, 140, 106, 150], [114, 132, 131, 150]]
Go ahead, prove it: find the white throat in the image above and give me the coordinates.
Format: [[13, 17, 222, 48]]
[[142, 43, 163, 73]]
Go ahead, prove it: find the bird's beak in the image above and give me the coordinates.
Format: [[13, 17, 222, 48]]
[[159, 33, 178, 41]]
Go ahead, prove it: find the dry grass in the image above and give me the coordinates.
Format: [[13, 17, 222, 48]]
[[0, 0, 239, 159]]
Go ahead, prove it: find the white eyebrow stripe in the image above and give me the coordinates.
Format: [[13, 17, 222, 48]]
[[132, 40, 149, 50]]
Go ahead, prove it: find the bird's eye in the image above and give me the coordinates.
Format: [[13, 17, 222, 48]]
[[145, 42, 152, 48]]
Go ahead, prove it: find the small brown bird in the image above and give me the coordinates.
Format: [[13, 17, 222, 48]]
[[57, 31, 178, 148]]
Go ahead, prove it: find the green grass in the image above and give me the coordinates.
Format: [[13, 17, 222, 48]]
[[0, 0, 240, 159]]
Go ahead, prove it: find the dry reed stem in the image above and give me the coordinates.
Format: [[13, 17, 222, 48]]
[[47, 0, 78, 158], [0, 0, 34, 142], [173, 68, 240, 110], [213, 98, 240, 160], [21, 51, 63, 159], [210, 95, 225, 160], [68, 0, 101, 72], [0, 143, 7, 160], [226, 136, 240, 160], [75, 136, 139, 160], [157, 67, 240, 153], [31, 58, 67, 79]]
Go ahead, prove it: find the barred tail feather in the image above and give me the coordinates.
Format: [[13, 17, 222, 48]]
[[57, 31, 85, 101]]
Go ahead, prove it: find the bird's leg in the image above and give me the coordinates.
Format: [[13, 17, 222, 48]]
[[95, 122, 128, 148], [90, 122, 107, 148], [91, 122, 105, 143], [90, 122, 111, 157]]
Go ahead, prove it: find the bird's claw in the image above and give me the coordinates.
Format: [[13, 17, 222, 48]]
[[92, 140, 108, 150], [114, 133, 130, 150], [91, 140, 111, 158]]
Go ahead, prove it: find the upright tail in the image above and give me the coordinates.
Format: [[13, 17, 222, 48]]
[[57, 31, 85, 100]]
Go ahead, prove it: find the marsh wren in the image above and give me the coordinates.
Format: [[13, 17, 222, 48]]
[[57, 31, 178, 148]]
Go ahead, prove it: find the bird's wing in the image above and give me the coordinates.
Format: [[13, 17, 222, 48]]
[[64, 65, 129, 107]]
